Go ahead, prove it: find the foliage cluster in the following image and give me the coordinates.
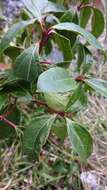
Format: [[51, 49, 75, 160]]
[[0, 0, 106, 166]]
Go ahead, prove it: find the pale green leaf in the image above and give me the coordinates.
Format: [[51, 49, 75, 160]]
[[85, 78, 107, 97], [37, 67, 77, 92], [52, 22, 102, 49], [22, 0, 64, 21], [0, 19, 36, 55], [43, 1, 65, 13], [22, 0, 47, 20], [44, 92, 70, 111]]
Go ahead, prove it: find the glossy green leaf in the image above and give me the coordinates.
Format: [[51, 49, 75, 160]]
[[53, 32, 72, 62], [14, 44, 42, 82], [85, 78, 107, 98], [37, 67, 77, 92], [0, 19, 36, 55], [66, 118, 93, 161], [23, 114, 56, 158], [91, 8, 104, 38], [52, 22, 102, 49]]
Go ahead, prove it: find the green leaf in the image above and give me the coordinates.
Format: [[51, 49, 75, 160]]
[[57, 0, 64, 4], [55, 61, 71, 67], [53, 160, 68, 174], [60, 10, 74, 23], [103, 0, 107, 37], [44, 92, 70, 111], [53, 32, 72, 63], [43, 1, 65, 13], [80, 7, 104, 37], [23, 114, 56, 159], [0, 19, 36, 55], [22, 0, 47, 20], [82, 47, 93, 74], [91, 8, 104, 38], [1, 78, 30, 94], [77, 43, 86, 71], [66, 118, 93, 161], [37, 67, 77, 92], [52, 22, 102, 49], [0, 93, 8, 110], [85, 78, 107, 98], [4, 46, 23, 62], [52, 118, 67, 142], [81, 0, 90, 3], [22, 0, 64, 22], [60, 12, 78, 47], [76, 43, 93, 73], [66, 85, 87, 113], [14, 44, 42, 82], [80, 7, 92, 28]]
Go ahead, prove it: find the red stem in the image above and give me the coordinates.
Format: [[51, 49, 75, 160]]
[[0, 115, 17, 129], [75, 75, 85, 82], [40, 61, 53, 65], [39, 28, 54, 54], [77, 3, 93, 11], [35, 99, 47, 107], [35, 99, 72, 117], [80, 4, 94, 9]]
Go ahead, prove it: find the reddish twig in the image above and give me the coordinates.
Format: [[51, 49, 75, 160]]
[[35, 99, 73, 118], [3, 97, 17, 117], [0, 115, 17, 129], [3, 107, 15, 117], [40, 61, 53, 65], [35, 99, 47, 107], [77, 3, 93, 11], [39, 28, 54, 54], [75, 75, 85, 82]]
